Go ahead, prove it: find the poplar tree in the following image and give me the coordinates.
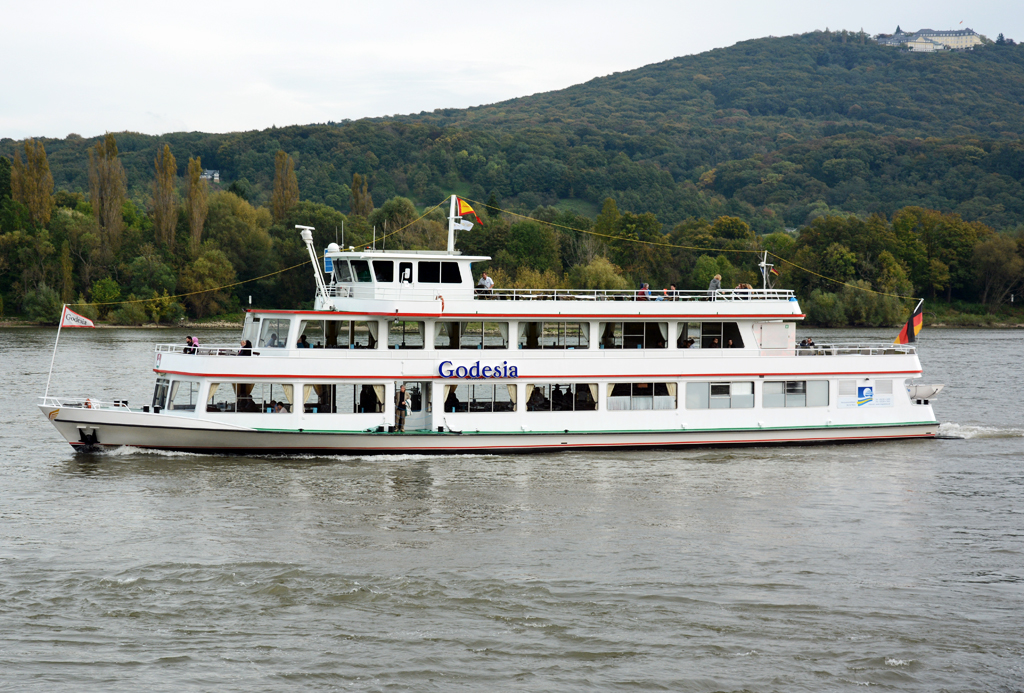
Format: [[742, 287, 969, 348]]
[[271, 150, 299, 221], [60, 240, 74, 303], [11, 139, 54, 227], [153, 144, 177, 250], [185, 156, 209, 256], [350, 173, 374, 216], [88, 134, 127, 258]]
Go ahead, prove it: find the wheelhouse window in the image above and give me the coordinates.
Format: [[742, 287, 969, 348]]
[[207, 382, 295, 413], [168, 380, 200, 410], [763, 381, 828, 408], [518, 322, 590, 349], [350, 260, 373, 282], [607, 382, 677, 410], [685, 382, 754, 409], [332, 260, 353, 283], [258, 318, 291, 348], [373, 260, 394, 282], [418, 261, 462, 284], [388, 320, 425, 349], [442, 383, 516, 413], [599, 322, 668, 349], [525, 383, 598, 411], [435, 321, 509, 349]]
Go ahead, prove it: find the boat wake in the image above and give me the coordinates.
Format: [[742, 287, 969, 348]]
[[938, 422, 1024, 440]]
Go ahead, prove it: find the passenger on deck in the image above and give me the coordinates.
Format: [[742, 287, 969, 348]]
[[268, 333, 280, 348], [184, 336, 195, 354], [238, 340, 253, 356], [476, 272, 494, 295], [275, 401, 288, 413], [707, 274, 721, 298], [637, 283, 651, 301], [297, 335, 310, 348], [526, 388, 546, 411], [710, 337, 720, 348]]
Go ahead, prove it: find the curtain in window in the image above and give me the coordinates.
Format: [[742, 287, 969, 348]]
[[665, 382, 676, 396], [517, 322, 527, 344], [588, 384, 599, 402], [279, 384, 293, 404], [303, 385, 314, 403], [524, 384, 534, 401], [366, 321, 378, 348], [497, 322, 508, 345], [580, 323, 591, 343], [506, 384, 517, 404], [207, 383, 219, 403], [168, 381, 180, 404], [657, 323, 668, 342], [372, 385, 385, 406]]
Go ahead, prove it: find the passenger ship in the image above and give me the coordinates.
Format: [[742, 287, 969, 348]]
[[40, 197, 942, 454]]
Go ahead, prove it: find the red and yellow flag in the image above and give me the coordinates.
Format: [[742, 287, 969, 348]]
[[456, 197, 483, 225], [894, 299, 924, 344]]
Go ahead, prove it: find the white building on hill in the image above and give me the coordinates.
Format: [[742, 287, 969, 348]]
[[877, 26, 984, 51]]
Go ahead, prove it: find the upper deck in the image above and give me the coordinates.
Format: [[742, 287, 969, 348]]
[[316, 248, 803, 319]]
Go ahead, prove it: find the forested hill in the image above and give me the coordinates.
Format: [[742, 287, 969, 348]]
[[4, 30, 1024, 232]]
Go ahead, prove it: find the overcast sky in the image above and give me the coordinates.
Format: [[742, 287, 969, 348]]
[[2, 0, 1020, 141]]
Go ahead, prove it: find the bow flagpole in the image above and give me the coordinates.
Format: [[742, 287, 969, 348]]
[[45, 305, 97, 400], [44, 305, 67, 400]]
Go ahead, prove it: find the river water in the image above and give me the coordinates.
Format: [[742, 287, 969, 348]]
[[1, 327, 1021, 691]]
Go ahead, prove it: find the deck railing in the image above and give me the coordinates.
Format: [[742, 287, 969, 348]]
[[320, 285, 796, 303], [39, 396, 131, 410]]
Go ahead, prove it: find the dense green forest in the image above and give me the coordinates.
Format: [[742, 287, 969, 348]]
[[1, 30, 1022, 326]]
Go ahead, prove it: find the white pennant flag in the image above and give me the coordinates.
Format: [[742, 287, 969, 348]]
[[60, 306, 96, 328], [454, 219, 474, 231]]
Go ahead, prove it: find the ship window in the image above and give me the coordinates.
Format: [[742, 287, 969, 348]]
[[418, 261, 440, 283], [297, 320, 326, 348], [388, 320, 425, 349], [258, 318, 291, 348], [350, 260, 373, 282], [701, 321, 723, 349], [322, 320, 379, 348], [373, 260, 394, 282], [518, 322, 590, 349], [442, 383, 516, 413], [333, 260, 353, 283], [206, 382, 294, 413], [607, 382, 676, 410], [525, 383, 598, 411], [599, 322, 667, 349], [152, 378, 169, 409], [441, 262, 462, 284], [398, 381, 430, 413], [763, 381, 828, 408], [686, 382, 754, 409], [304, 384, 336, 413], [677, 322, 700, 348], [168, 380, 200, 411], [435, 321, 509, 349]]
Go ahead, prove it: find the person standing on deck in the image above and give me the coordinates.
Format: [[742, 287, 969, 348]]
[[395, 385, 409, 432], [707, 274, 721, 298]]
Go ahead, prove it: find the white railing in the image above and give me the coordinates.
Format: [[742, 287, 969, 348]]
[[319, 285, 795, 303], [155, 343, 256, 356], [39, 396, 131, 410], [791, 343, 916, 356]]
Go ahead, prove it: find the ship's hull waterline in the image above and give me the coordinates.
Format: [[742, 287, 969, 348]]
[[42, 406, 938, 455]]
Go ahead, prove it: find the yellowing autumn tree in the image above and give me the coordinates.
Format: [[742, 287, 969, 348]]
[[186, 156, 209, 256], [88, 134, 127, 258], [11, 139, 54, 227], [153, 144, 178, 249], [271, 150, 299, 221]]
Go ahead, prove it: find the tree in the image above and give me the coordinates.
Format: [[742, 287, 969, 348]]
[[22, 283, 62, 324], [996, 33, 1006, 45], [59, 240, 74, 304], [271, 150, 299, 221], [180, 246, 237, 317], [152, 144, 177, 249], [566, 257, 630, 290], [350, 173, 373, 216], [10, 139, 54, 227], [90, 276, 121, 318], [973, 235, 1024, 308], [0, 155, 11, 201], [88, 134, 127, 258], [186, 156, 209, 256]]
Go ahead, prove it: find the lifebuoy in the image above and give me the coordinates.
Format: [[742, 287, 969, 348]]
[[436, 294, 445, 312], [85, 398, 96, 409]]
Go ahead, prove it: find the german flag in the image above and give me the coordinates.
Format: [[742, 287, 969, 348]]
[[894, 299, 924, 344], [456, 197, 483, 225]]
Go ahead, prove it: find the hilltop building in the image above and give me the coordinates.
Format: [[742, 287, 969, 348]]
[[877, 26, 984, 51], [200, 169, 220, 183]]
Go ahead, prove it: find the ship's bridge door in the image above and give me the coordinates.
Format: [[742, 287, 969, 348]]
[[395, 380, 431, 431]]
